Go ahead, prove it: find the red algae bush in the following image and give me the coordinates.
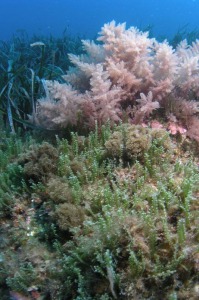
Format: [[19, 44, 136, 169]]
[[34, 21, 199, 142]]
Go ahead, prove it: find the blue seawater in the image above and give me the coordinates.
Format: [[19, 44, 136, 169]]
[[0, 0, 199, 40]]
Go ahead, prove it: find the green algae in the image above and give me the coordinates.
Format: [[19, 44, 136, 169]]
[[0, 124, 198, 299]]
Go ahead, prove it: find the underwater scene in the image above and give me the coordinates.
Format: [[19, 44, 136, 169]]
[[0, 0, 199, 299]]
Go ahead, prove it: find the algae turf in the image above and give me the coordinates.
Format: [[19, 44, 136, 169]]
[[0, 124, 199, 299]]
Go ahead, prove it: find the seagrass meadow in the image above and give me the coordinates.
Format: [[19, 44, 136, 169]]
[[0, 24, 199, 300]]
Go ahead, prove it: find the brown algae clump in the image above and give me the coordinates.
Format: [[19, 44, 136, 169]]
[[18, 142, 59, 182], [105, 124, 172, 162]]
